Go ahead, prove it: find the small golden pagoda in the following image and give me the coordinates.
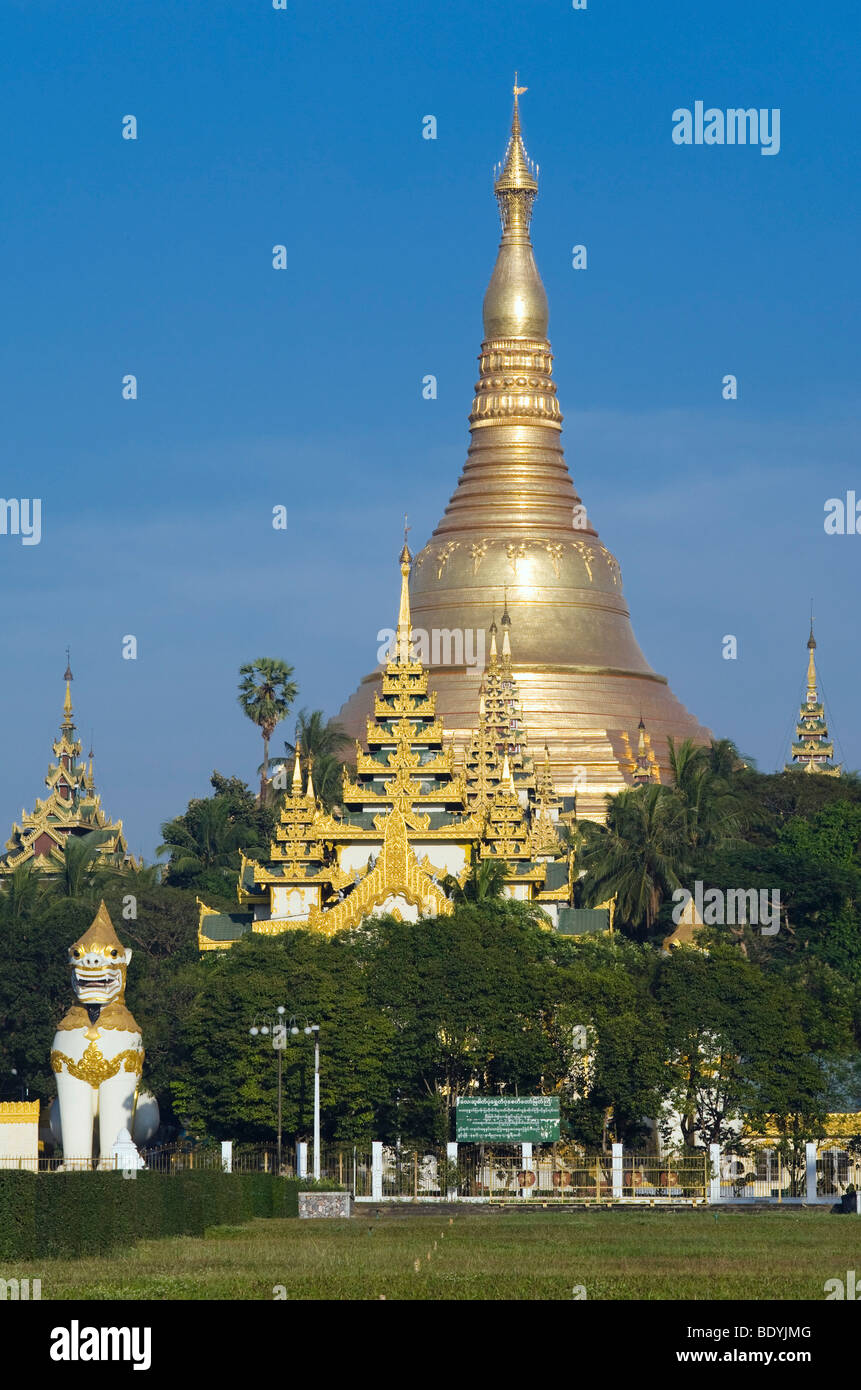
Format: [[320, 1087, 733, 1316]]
[[621, 716, 662, 787], [1, 661, 129, 875], [198, 548, 594, 951], [463, 601, 535, 806], [784, 621, 841, 776]]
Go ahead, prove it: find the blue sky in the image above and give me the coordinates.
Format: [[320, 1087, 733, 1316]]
[[1, 0, 858, 858]]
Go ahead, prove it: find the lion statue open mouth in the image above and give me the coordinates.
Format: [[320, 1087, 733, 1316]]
[[50, 901, 146, 1170]]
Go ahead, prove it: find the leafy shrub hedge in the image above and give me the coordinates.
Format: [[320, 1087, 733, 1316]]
[[0, 1170, 301, 1261]]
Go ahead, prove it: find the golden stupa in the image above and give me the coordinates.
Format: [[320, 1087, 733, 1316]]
[[339, 86, 710, 819]]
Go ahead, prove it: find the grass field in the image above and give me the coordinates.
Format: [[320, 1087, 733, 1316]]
[[8, 1207, 858, 1300]]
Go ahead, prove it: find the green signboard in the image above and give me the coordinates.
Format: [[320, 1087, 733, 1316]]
[[455, 1096, 561, 1143]]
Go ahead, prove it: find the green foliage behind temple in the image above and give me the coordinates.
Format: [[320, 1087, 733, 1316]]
[[1, 764, 860, 1150]]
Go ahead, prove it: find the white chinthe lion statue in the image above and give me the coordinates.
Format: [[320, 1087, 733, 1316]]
[[50, 901, 148, 1170]]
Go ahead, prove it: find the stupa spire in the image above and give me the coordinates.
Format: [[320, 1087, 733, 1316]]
[[1, 660, 130, 877], [631, 714, 659, 786], [62, 649, 74, 731], [785, 616, 841, 776], [501, 590, 512, 662], [806, 618, 818, 701], [395, 541, 413, 666], [484, 78, 548, 341]]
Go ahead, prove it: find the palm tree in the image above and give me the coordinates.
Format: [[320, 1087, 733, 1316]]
[[237, 659, 298, 802], [112, 859, 162, 891], [0, 861, 46, 922], [666, 737, 744, 851], [577, 784, 689, 933], [444, 855, 511, 902], [158, 799, 261, 883], [52, 830, 115, 899], [707, 737, 748, 780], [281, 709, 351, 811]]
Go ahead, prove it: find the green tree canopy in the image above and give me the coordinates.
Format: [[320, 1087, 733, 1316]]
[[578, 784, 689, 933]]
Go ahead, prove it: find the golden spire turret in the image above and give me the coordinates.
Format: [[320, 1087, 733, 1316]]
[[464, 605, 534, 808], [785, 616, 841, 776], [806, 620, 818, 701], [396, 541, 413, 666], [306, 757, 315, 803], [500, 591, 512, 663], [292, 742, 303, 794], [631, 715, 655, 786], [1, 661, 129, 877], [500, 749, 512, 789], [537, 744, 558, 806], [62, 650, 74, 732]]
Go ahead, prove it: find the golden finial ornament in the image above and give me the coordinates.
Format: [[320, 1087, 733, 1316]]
[[484, 78, 548, 340]]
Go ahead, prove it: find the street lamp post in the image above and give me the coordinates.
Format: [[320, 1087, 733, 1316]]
[[250, 1009, 321, 1178], [291, 1021, 321, 1180], [249, 1005, 288, 1172], [311, 1026, 321, 1181]]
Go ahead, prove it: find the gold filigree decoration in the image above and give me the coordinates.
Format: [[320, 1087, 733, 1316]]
[[529, 810, 561, 857], [505, 543, 528, 574], [572, 541, 594, 582], [435, 542, 458, 579], [304, 808, 454, 937], [55, 1002, 141, 1033], [50, 1040, 143, 1091], [469, 540, 489, 573], [544, 542, 564, 578], [0, 1101, 40, 1123]]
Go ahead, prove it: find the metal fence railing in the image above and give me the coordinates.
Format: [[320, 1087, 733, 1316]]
[[621, 1152, 709, 1200], [143, 1143, 283, 1174], [719, 1150, 799, 1200], [4, 1142, 856, 1202], [0, 1155, 118, 1173], [0, 1143, 359, 1179], [816, 1146, 861, 1197], [718, 1146, 861, 1200], [352, 1148, 709, 1202]]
